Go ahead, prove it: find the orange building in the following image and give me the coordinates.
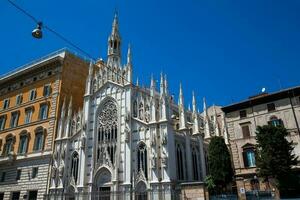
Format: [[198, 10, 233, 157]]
[[0, 49, 89, 200]]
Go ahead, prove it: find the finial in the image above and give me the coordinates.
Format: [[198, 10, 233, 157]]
[[164, 74, 168, 95], [192, 91, 197, 113], [127, 44, 131, 65], [150, 74, 155, 88]]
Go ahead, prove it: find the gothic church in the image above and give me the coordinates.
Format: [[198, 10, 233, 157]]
[[49, 14, 207, 199]]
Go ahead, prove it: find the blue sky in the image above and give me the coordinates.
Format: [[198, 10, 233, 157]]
[[1, 0, 300, 109]]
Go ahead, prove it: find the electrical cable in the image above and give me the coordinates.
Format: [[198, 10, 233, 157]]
[[7, 0, 133, 85]]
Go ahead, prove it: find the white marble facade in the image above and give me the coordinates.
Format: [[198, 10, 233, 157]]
[[49, 14, 207, 199]]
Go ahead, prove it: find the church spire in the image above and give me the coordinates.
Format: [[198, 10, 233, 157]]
[[213, 105, 220, 136], [127, 44, 132, 65], [107, 12, 121, 67], [178, 83, 186, 129], [203, 97, 210, 139], [192, 91, 200, 134], [160, 72, 165, 96]]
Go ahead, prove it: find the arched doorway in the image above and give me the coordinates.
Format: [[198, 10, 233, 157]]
[[135, 182, 147, 200], [94, 168, 112, 200]]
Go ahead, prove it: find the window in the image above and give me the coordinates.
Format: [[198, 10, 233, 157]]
[[71, 152, 79, 184], [32, 167, 38, 178], [133, 100, 137, 117], [16, 169, 21, 181], [243, 148, 256, 168], [0, 172, 6, 182], [3, 136, 14, 156], [176, 144, 184, 180], [18, 134, 28, 154], [97, 100, 118, 165], [137, 143, 148, 179], [3, 99, 10, 109], [10, 112, 19, 128], [39, 104, 48, 120], [241, 124, 251, 138], [43, 85, 51, 97], [16, 94, 23, 106], [192, 148, 199, 180], [11, 191, 20, 200], [25, 108, 33, 124], [268, 116, 284, 127], [267, 103, 275, 112], [28, 191, 38, 200], [33, 131, 44, 151], [138, 102, 144, 120], [0, 116, 6, 130], [239, 110, 247, 118], [29, 89, 37, 101]]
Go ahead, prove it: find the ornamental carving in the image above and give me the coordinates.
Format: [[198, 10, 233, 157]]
[[97, 100, 118, 130]]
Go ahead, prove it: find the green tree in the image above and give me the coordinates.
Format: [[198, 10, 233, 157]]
[[255, 125, 299, 195], [208, 136, 233, 193]]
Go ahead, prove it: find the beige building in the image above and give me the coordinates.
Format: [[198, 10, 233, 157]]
[[0, 49, 89, 200], [222, 87, 300, 199]]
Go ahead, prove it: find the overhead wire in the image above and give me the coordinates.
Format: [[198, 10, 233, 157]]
[[7, 0, 133, 85]]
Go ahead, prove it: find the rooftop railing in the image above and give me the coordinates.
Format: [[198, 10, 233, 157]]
[[0, 47, 91, 80]]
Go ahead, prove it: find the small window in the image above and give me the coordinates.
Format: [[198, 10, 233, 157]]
[[0, 172, 6, 182], [28, 191, 38, 200], [11, 191, 20, 200], [25, 108, 33, 124], [0, 193, 4, 200], [0, 116, 6, 130], [32, 167, 38, 178], [16, 169, 21, 181], [39, 104, 48, 120], [29, 89, 37, 101], [43, 85, 51, 97], [268, 116, 284, 127], [267, 103, 275, 112], [10, 112, 19, 128], [241, 124, 250, 138], [240, 110, 247, 118], [34, 131, 44, 151], [16, 94, 23, 106], [3, 99, 10, 109]]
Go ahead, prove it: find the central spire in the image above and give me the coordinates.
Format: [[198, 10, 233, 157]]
[[107, 12, 121, 67]]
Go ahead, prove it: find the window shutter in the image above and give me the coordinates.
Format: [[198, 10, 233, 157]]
[[242, 126, 250, 138]]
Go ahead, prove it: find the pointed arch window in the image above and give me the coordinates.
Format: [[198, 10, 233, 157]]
[[139, 102, 144, 120], [133, 100, 137, 118], [192, 147, 199, 180], [176, 144, 184, 180], [97, 99, 118, 166], [137, 142, 148, 179], [71, 152, 79, 184]]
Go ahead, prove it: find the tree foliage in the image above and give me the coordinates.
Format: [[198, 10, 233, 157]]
[[208, 136, 233, 192], [255, 125, 299, 193]]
